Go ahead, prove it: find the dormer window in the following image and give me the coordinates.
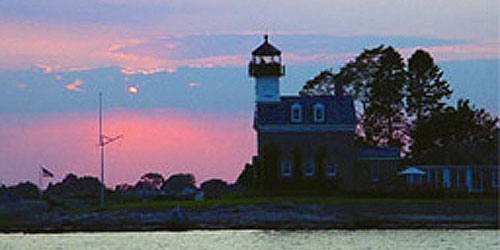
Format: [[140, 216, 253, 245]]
[[313, 103, 325, 122], [291, 103, 302, 123]]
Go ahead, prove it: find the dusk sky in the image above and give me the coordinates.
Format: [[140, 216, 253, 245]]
[[0, 0, 498, 187]]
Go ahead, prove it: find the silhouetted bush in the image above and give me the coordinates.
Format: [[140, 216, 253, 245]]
[[45, 173, 104, 198], [5, 182, 40, 200], [201, 179, 231, 198], [161, 173, 196, 193]]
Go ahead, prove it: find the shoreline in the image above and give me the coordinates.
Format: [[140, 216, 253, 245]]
[[1, 223, 498, 234], [1, 200, 497, 233]]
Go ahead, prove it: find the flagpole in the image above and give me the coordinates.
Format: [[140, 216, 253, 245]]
[[97, 91, 122, 207], [39, 165, 43, 198], [99, 91, 105, 207]]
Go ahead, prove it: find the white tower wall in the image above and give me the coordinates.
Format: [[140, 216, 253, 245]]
[[255, 77, 280, 103]]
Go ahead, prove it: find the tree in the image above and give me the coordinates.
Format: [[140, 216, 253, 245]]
[[62, 173, 78, 184], [115, 183, 133, 192], [300, 70, 336, 96], [133, 172, 165, 191], [362, 46, 407, 147], [411, 99, 498, 163], [406, 49, 452, 120], [200, 179, 230, 198], [161, 173, 196, 193], [299, 45, 497, 158], [45, 174, 103, 198], [300, 45, 386, 106], [7, 182, 40, 199]]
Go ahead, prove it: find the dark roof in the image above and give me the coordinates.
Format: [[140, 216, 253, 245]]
[[255, 95, 356, 126], [251, 35, 282, 56], [357, 147, 400, 160]]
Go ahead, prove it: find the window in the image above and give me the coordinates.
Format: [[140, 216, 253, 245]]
[[291, 103, 302, 123], [313, 103, 325, 122], [304, 161, 315, 177], [371, 165, 379, 182], [326, 163, 336, 177], [281, 161, 292, 177]]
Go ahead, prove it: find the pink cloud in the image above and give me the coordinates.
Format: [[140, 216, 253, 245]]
[[0, 109, 255, 188], [398, 42, 500, 62], [0, 18, 497, 74], [17, 84, 27, 89], [65, 79, 85, 92]]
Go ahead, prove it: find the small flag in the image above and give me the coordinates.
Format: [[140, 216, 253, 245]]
[[41, 167, 54, 178]]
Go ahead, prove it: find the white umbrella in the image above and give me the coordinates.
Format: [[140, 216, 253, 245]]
[[398, 167, 426, 176]]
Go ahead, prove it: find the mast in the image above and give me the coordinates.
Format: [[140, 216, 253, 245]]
[[98, 91, 122, 207], [99, 91, 105, 207]]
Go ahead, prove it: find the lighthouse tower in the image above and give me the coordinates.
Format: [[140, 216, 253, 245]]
[[249, 35, 285, 103]]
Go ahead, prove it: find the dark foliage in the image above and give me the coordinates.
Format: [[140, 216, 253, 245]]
[[300, 45, 498, 161], [45, 173, 103, 198], [200, 179, 230, 198], [4, 182, 40, 200], [161, 173, 196, 193], [133, 172, 165, 191], [410, 99, 498, 164], [361, 46, 407, 148], [406, 49, 452, 120]]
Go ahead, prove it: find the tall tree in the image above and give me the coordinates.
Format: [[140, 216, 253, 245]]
[[406, 49, 452, 120], [362, 46, 407, 147]]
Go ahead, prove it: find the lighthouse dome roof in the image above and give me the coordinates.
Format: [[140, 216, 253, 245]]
[[252, 35, 281, 56]]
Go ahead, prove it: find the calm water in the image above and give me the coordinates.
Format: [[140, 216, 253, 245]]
[[0, 230, 498, 250]]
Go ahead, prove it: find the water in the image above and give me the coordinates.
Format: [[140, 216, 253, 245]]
[[0, 230, 498, 250]]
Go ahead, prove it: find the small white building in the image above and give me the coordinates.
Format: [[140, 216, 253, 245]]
[[403, 165, 499, 193]]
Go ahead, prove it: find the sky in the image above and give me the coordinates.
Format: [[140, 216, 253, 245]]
[[0, 0, 498, 187]]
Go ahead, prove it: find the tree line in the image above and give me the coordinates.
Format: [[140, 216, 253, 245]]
[[300, 45, 498, 164], [0, 172, 238, 201]]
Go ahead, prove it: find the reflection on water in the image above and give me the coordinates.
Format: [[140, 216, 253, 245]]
[[0, 230, 498, 250]]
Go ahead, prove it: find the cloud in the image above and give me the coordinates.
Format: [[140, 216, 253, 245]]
[[188, 82, 201, 88], [399, 41, 500, 62], [0, 19, 497, 74], [65, 79, 85, 92]]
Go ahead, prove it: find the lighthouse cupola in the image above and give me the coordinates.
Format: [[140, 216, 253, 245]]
[[249, 35, 285, 103]]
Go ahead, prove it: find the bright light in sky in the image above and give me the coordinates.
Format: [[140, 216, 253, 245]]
[[127, 86, 139, 94]]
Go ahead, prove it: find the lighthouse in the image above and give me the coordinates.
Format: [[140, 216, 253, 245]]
[[248, 35, 285, 103], [246, 35, 401, 192]]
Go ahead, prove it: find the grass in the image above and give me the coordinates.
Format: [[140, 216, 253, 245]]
[[89, 194, 497, 213]]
